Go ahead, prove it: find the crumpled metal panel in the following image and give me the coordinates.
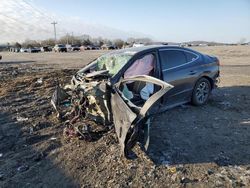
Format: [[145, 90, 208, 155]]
[[111, 91, 137, 156], [83, 81, 111, 125], [111, 75, 174, 157]]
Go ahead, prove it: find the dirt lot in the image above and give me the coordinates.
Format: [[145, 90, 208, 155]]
[[0, 46, 250, 187]]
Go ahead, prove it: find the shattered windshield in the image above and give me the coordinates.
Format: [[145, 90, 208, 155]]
[[77, 51, 134, 77], [96, 52, 133, 76]]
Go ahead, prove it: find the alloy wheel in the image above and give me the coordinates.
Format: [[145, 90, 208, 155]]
[[195, 81, 209, 104]]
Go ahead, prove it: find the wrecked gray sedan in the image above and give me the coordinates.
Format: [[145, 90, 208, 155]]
[[51, 45, 219, 157]]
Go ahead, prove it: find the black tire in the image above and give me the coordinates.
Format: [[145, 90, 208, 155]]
[[192, 77, 211, 106]]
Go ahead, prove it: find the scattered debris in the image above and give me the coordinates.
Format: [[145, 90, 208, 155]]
[[36, 78, 43, 84], [219, 101, 231, 109], [214, 152, 231, 166], [241, 119, 250, 125], [180, 177, 199, 184], [75, 124, 92, 140], [33, 152, 45, 162], [16, 116, 29, 122], [207, 169, 214, 175], [63, 126, 78, 140], [171, 173, 178, 181], [12, 70, 18, 76], [17, 165, 29, 172], [29, 127, 34, 135], [168, 167, 177, 174]]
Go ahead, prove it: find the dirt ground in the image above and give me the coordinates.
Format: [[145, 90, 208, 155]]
[[0, 46, 250, 188]]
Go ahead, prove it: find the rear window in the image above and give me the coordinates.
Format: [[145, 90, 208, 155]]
[[184, 51, 198, 62], [160, 50, 186, 70]]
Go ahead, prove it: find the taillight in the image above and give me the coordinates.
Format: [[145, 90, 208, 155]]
[[217, 59, 220, 66]]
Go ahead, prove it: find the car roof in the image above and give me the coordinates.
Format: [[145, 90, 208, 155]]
[[115, 45, 190, 53], [97, 45, 200, 58], [111, 45, 201, 56], [117, 45, 164, 53]]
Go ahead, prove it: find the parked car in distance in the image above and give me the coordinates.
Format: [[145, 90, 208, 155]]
[[54, 45, 220, 157], [71, 45, 80, 51], [133, 43, 145, 47], [54, 44, 67, 52], [101, 44, 117, 50], [28, 47, 40, 53], [82, 45, 91, 50], [67, 44, 81, 51], [9, 47, 20, 52], [20, 48, 28, 53], [81, 45, 100, 50], [41, 46, 52, 52]]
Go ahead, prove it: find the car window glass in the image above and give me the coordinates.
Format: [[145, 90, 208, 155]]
[[124, 53, 155, 78], [160, 50, 186, 70], [96, 53, 133, 76], [185, 51, 198, 62]]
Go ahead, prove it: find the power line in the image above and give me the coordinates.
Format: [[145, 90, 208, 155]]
[[22, 0, 52, 21], [0, 13, 49, 33]]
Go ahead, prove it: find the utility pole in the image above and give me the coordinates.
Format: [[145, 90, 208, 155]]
[[71, 32, 73, 45], [66, 33, 69, 45], [51, 21, 57, 43]]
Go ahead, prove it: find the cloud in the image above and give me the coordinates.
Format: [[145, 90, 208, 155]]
[[0, 0, 149, 43]]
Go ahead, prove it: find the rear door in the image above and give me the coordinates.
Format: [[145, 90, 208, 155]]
[[111, 75, 173, 157], [159, 48, 200, 106]]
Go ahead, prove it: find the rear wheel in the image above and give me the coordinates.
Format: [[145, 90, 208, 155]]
[[192, 78, 211, 106]]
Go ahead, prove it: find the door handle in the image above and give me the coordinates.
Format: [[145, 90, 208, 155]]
[[189, 70, 197, 75]]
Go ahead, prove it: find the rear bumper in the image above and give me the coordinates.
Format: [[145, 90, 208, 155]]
[[214, 71, 220, 88]]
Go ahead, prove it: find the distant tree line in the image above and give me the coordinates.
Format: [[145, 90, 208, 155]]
[[11, 35, 152, 49]]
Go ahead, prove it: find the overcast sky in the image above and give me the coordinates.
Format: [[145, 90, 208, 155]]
[[0, 0, 249, 43]]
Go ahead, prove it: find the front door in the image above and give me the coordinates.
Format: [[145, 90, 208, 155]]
[[111, 75, 173, 157]]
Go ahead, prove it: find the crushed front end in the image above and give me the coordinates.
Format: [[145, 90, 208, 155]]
[[51, 70, 112, 141]]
